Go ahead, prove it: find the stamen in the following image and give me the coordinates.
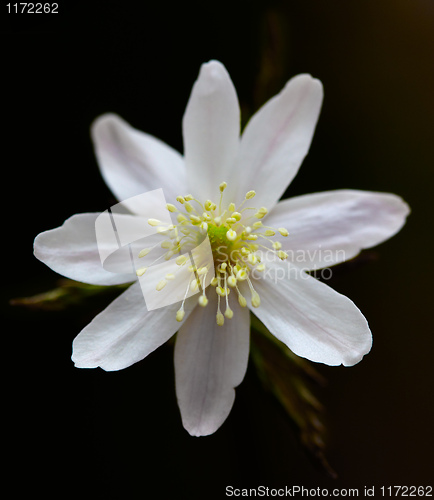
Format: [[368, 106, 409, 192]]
[[148, 218, 161, 226], [254, 207, 268, 219], [247, 277, 260, 308], [198, 272, 209, 307], [223, 274, 233, 319], [227, 275, 237, 287], [156, 279, 167, 291], [216, 294, 224, 326], [176, 255, 187, 266], [226, 229, 237, 241], [277, 250, 288, 260], [278, 227, 289, 237], [138, 247, 152, 258], [136, 267, 147, 277], [176, 272, 194, 322], [198, 295, 208, 307], [176, 309, 185, 322]]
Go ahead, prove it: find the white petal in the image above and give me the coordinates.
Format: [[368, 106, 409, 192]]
[[238, 74, 323, 209], [72, 282, 196, 371], [174, 292, 250, 436], [182, 60, 240, 203], [265, 190, 410, 269], [34, 213, 135, 286], [92, 114, 186, 213], [249, 260, 372, 366]]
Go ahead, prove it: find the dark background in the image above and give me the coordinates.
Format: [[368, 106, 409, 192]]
[[3, 0, 433, 498]]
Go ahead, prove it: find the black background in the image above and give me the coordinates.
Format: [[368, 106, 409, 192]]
[[3, 0, 434, 498]]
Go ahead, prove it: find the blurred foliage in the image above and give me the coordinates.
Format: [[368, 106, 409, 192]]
[[250, 314, 337, 478], [10, 279, 128, 311]]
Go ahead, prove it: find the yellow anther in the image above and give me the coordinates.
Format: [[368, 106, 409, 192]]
[[220, 262, 227, 271], [136, 267, 147, 277], [165, 273, 175, 280], [236, 269, 248, 281], [216, 312, 225, 326], [224, 308, 234, 319], [200, 222, 208, 231], [189, 215, 201, 224], [226, 229, 237, 241], [256, 263, 266, 272], [184, 202, 194, 213], [264, 229, 275, 236], [219, 182, 227, 192], [245, 234, 258, 241], [228, 202, 236, 212], [272, 241, 282, 250], [184, 194, 194, 201], [176, 255, 187, 266], [160, 240, 172, 249], [177, 213, 188, 223], [245, 190, 256, 199], [176, 308, 185, 322], [197, 266, 208, 275], [210, 277, 218, 286], [226, 217, 237, 225], [164, 250, 174, 260], [138, 248, 151, 258], [176, 196, 185, 204], [247, 254, 258, 265], [202, 212, 212, 221], [216, 286, 226, 296], [227, 275, 237, 287], [254, 207, 268, 219], [204, 200, 216, 211], [252, 221, 262, 229], [238, 294, 247, 307], [278, 227, 289, 237], [231, 212, 242, 221], [156, 279, 167, 291], [251, 291, 261, 308], [166, 203, 177, 212], [148, 218, 161, 226], [198, 295, 209, 307], [277, 250, 288, 260]]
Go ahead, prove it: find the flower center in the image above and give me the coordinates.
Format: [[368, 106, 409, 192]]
[[137, 182, 289, 326]]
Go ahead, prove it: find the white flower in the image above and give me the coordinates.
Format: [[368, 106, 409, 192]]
[[34, 60, 409, 436]]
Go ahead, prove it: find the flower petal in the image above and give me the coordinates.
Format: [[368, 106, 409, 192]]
[[249, 260, 372, 366], [92, 114, 186, 213], [264, 190, 410, 269], [238, 74, 323, 209], [34, 213, 136, 286], [72, 282, 196, 371], [174, 292, 250, 436], [182, 60, 240, 203]]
